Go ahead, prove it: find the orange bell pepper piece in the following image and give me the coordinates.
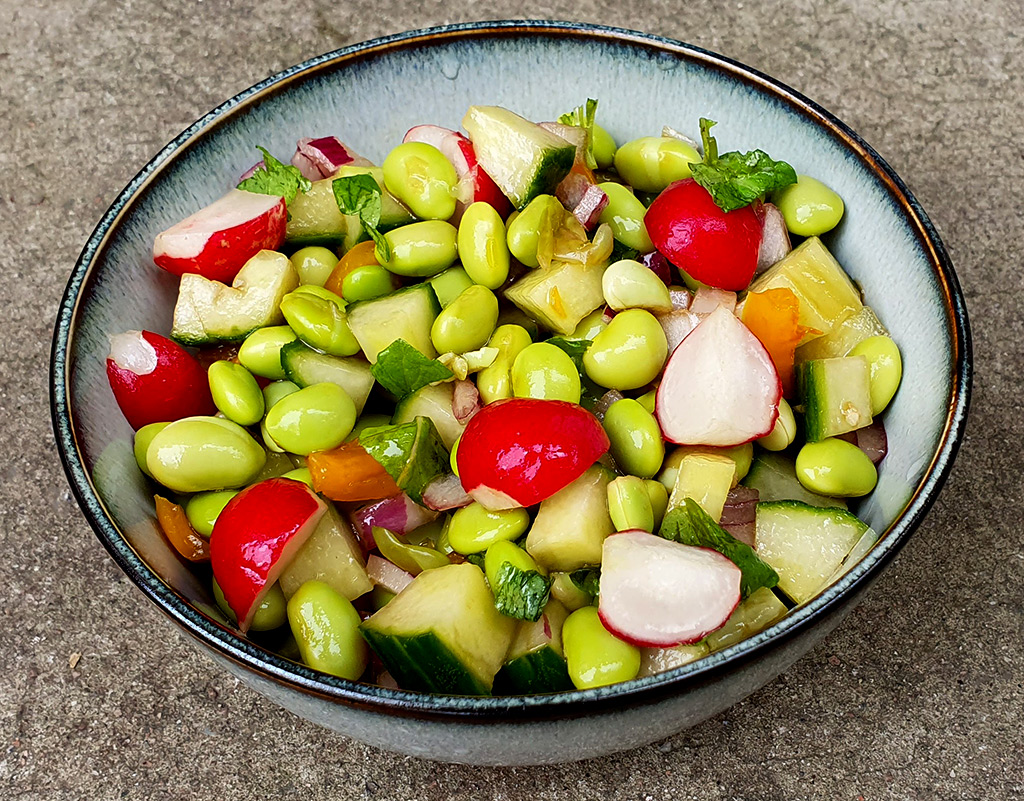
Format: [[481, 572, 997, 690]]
[[741, 287, 815, 397], [307, 440, 401, 502], [154, 495, 210, 562], [325, 240, 385, 297]]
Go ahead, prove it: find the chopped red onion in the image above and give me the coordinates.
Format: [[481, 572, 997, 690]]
[[366, 555, 414, 595], [452, 379, 481, 424], [238, 162, 263, 182], [839, 422, 888, 465], [756, 203, 792, 274], [555, 172, 609, 229], [351, 494, 439, 551], [592, 390, 625, 421], [641, 250, 673, 286], [661, 125, 702, 152], [720, 485, 759, 547], [657, 310, 699, 353], [291, 136, 372, 181], [421, 473, 473, 512], [668, 288, 692, 311]]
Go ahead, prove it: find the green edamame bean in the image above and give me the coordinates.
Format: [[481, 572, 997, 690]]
[[583, 309, 668, 390], [657, 442, 753, 491], [447, 502, 530, 555], [147, 416, 265, 493], [636, 389, 657, 414], [645, 479, 669, 528], [603, 398, 665, 478], [382, 142, 458, 221], [213, 577, 288, 632], [430, 285, 499, 354], [382, 220, 458, 277], [795, 438, 878, 497], [458, 201, 511, 289], [405, 517, 445, 548], [264, 382, 356, 456], [592, 123, 617, 170], [602, 259, 673, 313], [427, 266, 474, 308], [511, 342, 582, 404], [263, 380, 300, 410], [849, 336, 902, 415], [550, 572, 593, 611], [346, 413, 392, 442], [280, 286, 360, 357], [613, 136, 701, 193], [569, 308, 607, 341], [450, 435, 461, 477], [185, 490, 238, 538], [477, 324, 534, 404], [340, 263, 396, 303], [563, 606, 641, 689], [757, 397, 797, 451], [607, 475, 655, 532], [484, 540, 541, 589], [208, 360, 265, 426], [597, 183, 654, 253], [372, 527, 449, 575], [133, 422, 169, 478], [287, 580, 368, 680], [506, 195, 563, 268], [773, 175, 845, 237], [281, 467, 314, 488], [238, 325, 298, 380], [290, 246, 339, 287]]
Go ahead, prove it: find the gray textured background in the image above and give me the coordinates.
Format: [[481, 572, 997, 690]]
[[3, 1, 1021, 799]]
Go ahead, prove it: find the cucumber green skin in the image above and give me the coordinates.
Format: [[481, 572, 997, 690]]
[[494, 646, 573, 695], [346, 283, 442, 363], [360, 628, 491, 695], [172, 325, 261, 347], [797, 358, 872, 442], [757, 499, 868, 530], [279, 341, 375, 414], [513, 149, 576, 209]]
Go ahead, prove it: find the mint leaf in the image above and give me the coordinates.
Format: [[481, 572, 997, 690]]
[[689, 118, 797, 213], [659, 498, 779, 598], [370, 339, 454, 399], [558, 98, 598, 169], [493, 562, 552, 622], [569, 568, 601, 600], [545, 337, 592, 372], [358, 417, 449, 505], [237, 146, 311, 206], [332, 174, 392, 262]]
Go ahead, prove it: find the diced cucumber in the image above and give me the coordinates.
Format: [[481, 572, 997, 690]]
[[638, 641, 710, 678], [504, 260, 606, 336], [171, 250, 299, 346], [797, 356, 874, 441], [285, 176, 365, 247], [549, 571, 594, 611], [742, 452, 847, 509], [668, 453, 736, 521], [825, 526, 880, 585], [754, 501, 870, 603], [359, 417, 449, 505], [705, 586, 788, 651], [279, 505, 372, 601], [795, 305, 888, 363], [332, 165, 416, 230], [360, 563, 516, 694], [345, 282, 441, 363], [494, 599, 573, 694], [462, 106, 576, 209], [392, 382, 465, 450], [279, 341, 375, 414], [748, 237, 862, 343], [525, 466, 614, 572]]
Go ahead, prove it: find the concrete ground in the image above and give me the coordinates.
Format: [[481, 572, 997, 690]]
[[2, 1, 1021, 798]]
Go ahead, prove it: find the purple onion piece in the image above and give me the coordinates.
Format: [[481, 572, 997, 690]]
[[421, 473, 473, 512], [452, 379, 481, 424], [839, 422, 888, 465], [641, 251, 673, 286], [238, 162, 263, 182], [720, 485, 759, 547], [555, 172, 609, 230], [592, 390, 625, 422], [756, 202, 792, 275], [291, 136, 371, 180], [351, 493, 439, 551]]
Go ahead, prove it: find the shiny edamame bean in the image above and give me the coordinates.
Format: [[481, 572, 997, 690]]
[[773, 175, 845, 237], [147, 416, 265, 493], [636, 389, 657, 414], [484, 540, 541, 589], [592, 123, 617, 170], [238, 325, 298, 380], [431, 285, 499, 354], [287, 580, 368, 680], [583, 309, 668, 390], [133, 422, 169, 478], [447, 502, 530, 555], [613, 136, 701, 193], [185, 490, 238, 537], [795, 438, 878, 497], [458, 201, 511, 289], [263, 380, 300, 410], [550, 572, 593, 611], [569, 308, 607, 341], [597, 183, 655, 253], [427, 266, 475, 308], [645, 479, 669, 528], [290, 246, 339, 287], [383, 220, 458, 277], [849, 336, 902, 415], [506, 195, 563, 268], [477, 324, 533, 404], [264, 382, 356, 456], [213, 577, 288, 631], [208, 360, 265, 426], [340, 264, 396, 303], [382, 142, 458, 221], [607, 475, 655, 532], [511, 342, 581, 404], [281, 467, 314, 488], [280, 286, 360, 357], [602, 398, 665, 478], [602, 259, 673, 313], [563, 606, 641, 689], [757, 397, 797, 451], [372, 527, 449, 575]]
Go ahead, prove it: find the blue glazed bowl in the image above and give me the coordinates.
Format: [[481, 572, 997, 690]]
[[51, 21, 970, 765]]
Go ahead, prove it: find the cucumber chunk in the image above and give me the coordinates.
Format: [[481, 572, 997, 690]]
[[359, 417, 449, 505], [795, 305, 888, 363], [494, 599, 573, 694], [392, 382, 465, 450], [526, 466, 614, 572], [638, 640, 709, 678], [504, 260, 606, 336], [279, 505, 372, 601], [279, 341, 375, 414], [797, 355, 874, 441], [285, 176, 365, 247], [705, 586, 788, 651], [742, 452, 847, 509], [346, 282, 441, 363]]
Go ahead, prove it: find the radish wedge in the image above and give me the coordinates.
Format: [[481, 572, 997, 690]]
[[153, 190, 287, 284], [656, 305, 781, 446], [599, 531, 741, 647]]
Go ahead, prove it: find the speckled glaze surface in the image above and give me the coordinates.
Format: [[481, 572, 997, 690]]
[[51, 21, 970, 765]]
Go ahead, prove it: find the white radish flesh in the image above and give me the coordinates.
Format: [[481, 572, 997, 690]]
[[756, 203, 792, 274], [153, 190, 284, 262]]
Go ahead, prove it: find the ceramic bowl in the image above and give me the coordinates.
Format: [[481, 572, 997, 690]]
[[51, 21, 971, 765]]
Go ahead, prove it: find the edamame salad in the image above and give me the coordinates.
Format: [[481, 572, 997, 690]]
[[107, 101, 902, 695]]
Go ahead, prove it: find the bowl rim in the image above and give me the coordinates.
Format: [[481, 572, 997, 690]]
[[51, 19, 972, 722]]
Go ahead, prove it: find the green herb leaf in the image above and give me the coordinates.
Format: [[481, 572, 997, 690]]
[[237, 146, 311, 206], [689, 118, 797, 213], [568, 568, 601, 600], [493, 562, 552, 622], [465, 553, 486, 569], [546, 337, 604, 410], [610, 240, 641, 263], [558, 98, 599, 170], [370, 339, 454, 399], [332, 174, 392, 262], [358, 416, 450, 505], [659, 498, 779, 598]]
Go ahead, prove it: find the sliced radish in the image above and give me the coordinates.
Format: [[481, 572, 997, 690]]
[[656, 309, 699, 354], [656, 305, 781, 446], [153, 189, 287, 283], [366, 555, 415, 595], [756, 202, 792, 274], [598, 530, 741, 647], [690, 286, 737, 316], [291, 136, 372, 180]]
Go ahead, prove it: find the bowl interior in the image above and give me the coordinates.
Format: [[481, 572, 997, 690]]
[[54, 23, 966, 709]]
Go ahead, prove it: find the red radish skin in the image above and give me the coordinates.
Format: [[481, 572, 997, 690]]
[[106, 330, 216, 429], [291, 136, 372, 180], [210, 478, 326, 632], [598, 530, 742, 647], [153, 189, 287, 283], [656, 305, 781, 446], [644, 178, 763, 291], [456, 398, 610, 509]]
